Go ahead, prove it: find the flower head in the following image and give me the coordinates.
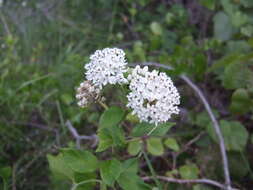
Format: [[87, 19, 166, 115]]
[[85, 48, 128, 89], [76, 81, 101, 108], [127, 66, 180, 125]]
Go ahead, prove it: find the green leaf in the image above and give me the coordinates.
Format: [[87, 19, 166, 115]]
[[164, 138, 180, 152], [230, 11, 249, 28], [100, 183, 107, 190], [192, 53, 207, 78], [100, 159, 122, 186], [207, 120, 249, 151], [0, 166, 11, 190], [220, 0, 237, 16], [213, 11, 234, 41], [61, 93, 73, 105], [126, 113, 139, 123], [96, 128, 113, 152], [61, 149, 98, 173], [150, 35, 162, 50], [194, 112, 211, 128], [241, 0, 253, 7], [131, 122, 175, 137], [117, 173, 136, 190], [133, 41, 146, 61], [165, 12, 175, 24], [99, 106, 125, 128], [121, 158, 138, 174], [116, 160, 139, 190], [116, 159, 150, 190], [150, 22, 163, 36], [198, 0, 217, 10], [193, 184, 212, 190], [179, 164, 199, 179], [74, 172, 96, 183], [47, 154, 74, 181], [241, 25, 253, 37], [97, 107, 126, 152], [230, 88, 252, 114], [226, 40, 251, 54], [194, 110, 219, 128], [195, 135, 212, 148], [166, 169, 178, 178], [223, 62, 253, 89], [127, 140, 142, 156], [117, 172, 150, 190], [0, 166, 11, 181], [129, 8, 137, 17], [74, 172, 97, 190], [96, 125, 125, 152], [208, 53, 241, 73], [147, 137, 164, 156], [228, 152, 250, 179]]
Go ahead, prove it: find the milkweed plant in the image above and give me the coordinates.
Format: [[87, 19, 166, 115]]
[[48, 48, 183, 190], [77, 48, 180, 125]]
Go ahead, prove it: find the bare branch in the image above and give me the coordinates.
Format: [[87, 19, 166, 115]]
[[133, 62, 232, 190], [180, 75, 232, 190], [65, 120, 97, 149], [143, 176, 238, 190]]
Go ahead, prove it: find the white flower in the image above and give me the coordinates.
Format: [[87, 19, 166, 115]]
[[85, 48, 128, 89], [76, 81, 101, 108], [127, 65, 180, 125]]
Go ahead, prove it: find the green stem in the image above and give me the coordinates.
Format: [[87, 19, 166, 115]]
[[3, 181, 7, 190], [71, 179, 102, 190], [126, 137, 141, 143], [240, 150, 253, 178], [137, 125, 159, 158], [142, 150, 162, 190], [147, 124, 159, 136], [56, 100, 66, 135], [98, 100, 109, 110]]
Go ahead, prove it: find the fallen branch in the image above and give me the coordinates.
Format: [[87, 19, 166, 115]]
[[132, 62, 232, 190]]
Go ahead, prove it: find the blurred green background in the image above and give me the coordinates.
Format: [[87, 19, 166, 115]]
[[0, 0, 253, 189]]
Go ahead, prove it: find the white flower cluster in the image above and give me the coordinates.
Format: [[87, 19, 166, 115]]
[[127, 66, 180, 125], [85, 48, 128, 89], [78, 47, 180, 125], [76, 81, 100, 108]]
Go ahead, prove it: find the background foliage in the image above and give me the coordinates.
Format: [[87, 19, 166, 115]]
[[0, 0, 253, 189]]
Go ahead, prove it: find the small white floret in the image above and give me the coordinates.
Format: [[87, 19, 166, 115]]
[[85, 48, 128, 89]]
